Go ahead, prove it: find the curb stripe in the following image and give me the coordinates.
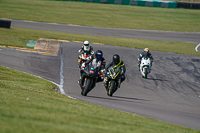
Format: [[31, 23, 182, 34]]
[[59, 44, 65, 95], [195, 43, 200, 52]]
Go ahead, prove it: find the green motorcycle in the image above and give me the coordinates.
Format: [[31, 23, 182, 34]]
[[104, 65, 122, 96]]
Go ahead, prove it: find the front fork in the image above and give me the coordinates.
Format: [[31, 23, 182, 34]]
[[108, 78, 121, 89]]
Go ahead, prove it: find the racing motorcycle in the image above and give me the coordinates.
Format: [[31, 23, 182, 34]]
[[139, 56, 152, 79], [79, 60, 101, 96], [104, 65, 121, 96]]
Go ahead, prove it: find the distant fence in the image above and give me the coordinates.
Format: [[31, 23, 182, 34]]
[[177, 2, 200, 9], [0, 19, 11, 28], [58, 0, 200, 9], [128, 0, 177, 8]]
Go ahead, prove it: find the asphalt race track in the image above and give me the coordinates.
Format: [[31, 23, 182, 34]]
[[10, 19, 200, 43], [1, 20, 200, 130]]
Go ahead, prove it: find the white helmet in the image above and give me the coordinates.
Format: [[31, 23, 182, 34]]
[[84, 41, 89, 46], [83, 41, 90, 51]]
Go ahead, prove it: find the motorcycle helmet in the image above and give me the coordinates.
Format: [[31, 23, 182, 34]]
[[95, 50, 103, 60], [144, 48, 149, 54], [83, 41, 90, 51], [113, 54, 120, 65]]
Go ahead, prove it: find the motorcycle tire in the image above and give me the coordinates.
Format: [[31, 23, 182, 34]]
[[82, 78, 92, 96], [144, 67, 148, 79], [108, 80, 116, 97]]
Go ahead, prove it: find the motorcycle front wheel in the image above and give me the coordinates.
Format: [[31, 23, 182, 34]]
[[144, 67, 148, 79], [82, 77, 92, 96], [108, 80, 116, 97]]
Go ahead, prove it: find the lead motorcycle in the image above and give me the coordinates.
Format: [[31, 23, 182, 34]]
[[139, 56, 152, 79], [104, 65, 122, 96], [79, 60, 101, 96]]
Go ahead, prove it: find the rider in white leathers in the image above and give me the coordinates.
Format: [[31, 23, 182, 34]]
[[78, 41, 94, 68], [138, 48, 153, 71]]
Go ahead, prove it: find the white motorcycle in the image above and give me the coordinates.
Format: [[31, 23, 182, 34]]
[[139, 57, 152, 79]]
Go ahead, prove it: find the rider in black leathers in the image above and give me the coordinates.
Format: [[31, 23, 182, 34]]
[[103, 54, 126, 88]]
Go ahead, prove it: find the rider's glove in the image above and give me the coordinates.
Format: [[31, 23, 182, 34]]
[[78, 49, 82, 53], [81, 63, 85, 68], [101, 69, 105, 74]]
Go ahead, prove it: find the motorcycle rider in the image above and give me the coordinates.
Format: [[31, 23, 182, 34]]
[[79, 50, 106, 85], [138, 48, 153, 71], [103, 54, 126, 89], [78, 41, 94, 68]]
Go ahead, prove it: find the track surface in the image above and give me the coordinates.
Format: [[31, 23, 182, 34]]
[[10, 19, 200, 43], [1, 20, 200, 130]]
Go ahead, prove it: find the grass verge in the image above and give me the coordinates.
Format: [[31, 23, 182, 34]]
[[0, 65, 199, 133], [0, 27, 200, 56], [0, 0, 200, 32]]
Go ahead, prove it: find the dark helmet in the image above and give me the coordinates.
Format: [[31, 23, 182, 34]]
[[113, 54, 120, 65], [95, 50, 103, 60]]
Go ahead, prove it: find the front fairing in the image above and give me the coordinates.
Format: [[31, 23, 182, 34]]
[[107, 65, 121, 80], [81, 53, 89, 60], [140, 56, 151, 68], [140, 56, 151, 75], [84, 61, 99, 78]]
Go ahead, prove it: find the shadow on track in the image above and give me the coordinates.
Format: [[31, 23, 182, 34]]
[[113, 96, 149, 101], [145, 77, 168, 82], [87, 95, 150, 103]]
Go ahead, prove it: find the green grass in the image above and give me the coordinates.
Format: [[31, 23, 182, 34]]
[[1, 65, 199, 133], [0, 0, 200, 32], [1, 27, 200, 56]]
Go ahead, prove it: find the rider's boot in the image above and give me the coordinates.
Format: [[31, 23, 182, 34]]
[[78, 76, 81, 84], [138, 64, 140, 71], [78, 76, 83, 89], [103, 77, 108, 91], [103, 77, 107, 85], [118, 79, 121, 88], [138, 60, 141, 71]]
